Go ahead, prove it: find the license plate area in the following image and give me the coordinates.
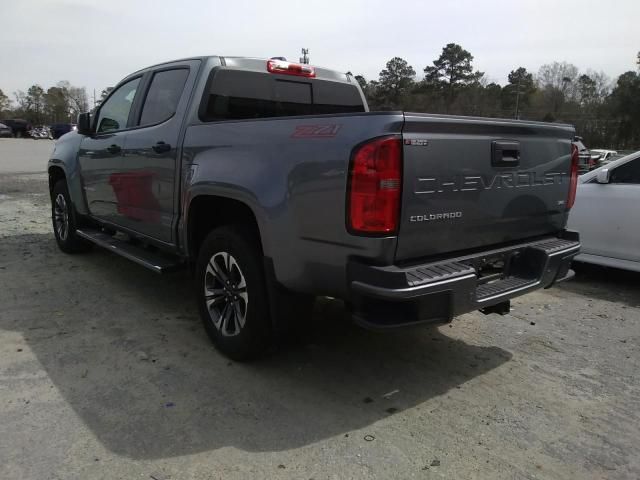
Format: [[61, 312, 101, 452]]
[[465, 248, 543, 286]]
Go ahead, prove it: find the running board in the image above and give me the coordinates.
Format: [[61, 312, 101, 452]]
[[76, 229, 184, 274]]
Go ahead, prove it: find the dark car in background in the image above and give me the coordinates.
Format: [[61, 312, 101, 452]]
[[0, 122, 13, 138], [574, 136, 599, 174], [1, 118, 32, 138], [50, 123, 77, 139]]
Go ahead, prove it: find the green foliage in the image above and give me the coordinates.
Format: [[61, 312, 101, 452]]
[[45, 86, 69, 122], [0, 88, 10, 114], [577, 74, 597, 104], [2, 81, 89, 124], [535, 62, 580, 114], [609, 71, 640, 147], [424, 43, 484, 87], [422, 43, 483, 110], [354, 75, 367, 90], [375, 57, 415, 108], [3, 46, 639, 148], [355, 43, 639, 149], [502, 67, 536, 114]]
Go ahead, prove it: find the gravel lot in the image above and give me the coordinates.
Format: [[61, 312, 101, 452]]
[[1, 138, 639, 479]]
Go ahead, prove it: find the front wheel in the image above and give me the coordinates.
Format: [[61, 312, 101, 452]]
[[195, 226, 272, 360], [51, 180, 92, 253]]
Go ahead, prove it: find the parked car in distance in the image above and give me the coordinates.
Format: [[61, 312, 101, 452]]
[[1, 118, 32, 138], [29, 125, 53, 139], [573, 136, 599, 173], [0, 122, 13, 138], [48, 55, 581, 360], [568, 150, 640, 272], [599, 150, 636, 165], [590, 149, 618, 165], [50, 123, 77, 139]]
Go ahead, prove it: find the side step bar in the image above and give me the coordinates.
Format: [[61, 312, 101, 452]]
[[76, 229, 184, 274]]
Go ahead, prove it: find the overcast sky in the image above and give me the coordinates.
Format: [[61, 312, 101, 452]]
[[1, 0, 638, 104]]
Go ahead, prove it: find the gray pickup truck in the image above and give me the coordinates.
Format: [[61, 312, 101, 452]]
[[48, 56, 580, 359]]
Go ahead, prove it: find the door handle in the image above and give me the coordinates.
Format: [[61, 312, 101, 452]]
[[491, 140, 520, 167], [152, 141, 171, 154], [106, 144, 121, 154]]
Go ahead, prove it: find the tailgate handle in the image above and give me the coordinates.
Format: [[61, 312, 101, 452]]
[[492, 140, 520, 167]]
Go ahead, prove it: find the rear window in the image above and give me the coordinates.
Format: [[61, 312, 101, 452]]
[[313, 81, 366, 114], [200, 69, 364, 121]]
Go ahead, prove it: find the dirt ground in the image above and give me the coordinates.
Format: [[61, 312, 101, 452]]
[[0, 139, 639, 479]]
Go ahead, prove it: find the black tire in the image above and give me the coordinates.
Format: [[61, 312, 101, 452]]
[[195, 226, 272, 361], [51, 180, 92, 254]]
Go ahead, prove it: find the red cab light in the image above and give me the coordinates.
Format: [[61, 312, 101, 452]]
[[267, 59, 316, 78], [567, 143, 579, 209], [347, 136, 402, 234]]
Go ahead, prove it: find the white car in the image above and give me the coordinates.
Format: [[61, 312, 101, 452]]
[[568, 150, 640, 272], [590, 149, 618, 164]]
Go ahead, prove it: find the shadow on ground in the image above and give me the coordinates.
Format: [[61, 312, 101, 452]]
[[2, 233, 512, 460], [555, 261, 640, 308]]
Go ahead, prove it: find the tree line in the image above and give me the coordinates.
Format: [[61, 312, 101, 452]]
[[352, 43, 640, 149], [2, 44, 639, 148], [0, 83, 113, 126]]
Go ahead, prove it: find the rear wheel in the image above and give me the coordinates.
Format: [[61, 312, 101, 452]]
[[196, 226, 272, 360], [51, 180, 92, 253]]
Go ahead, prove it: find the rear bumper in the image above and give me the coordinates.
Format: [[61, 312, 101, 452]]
[[348, 232, 580, 329]]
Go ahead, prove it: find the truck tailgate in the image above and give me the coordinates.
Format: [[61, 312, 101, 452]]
[[396, 113, 575, 261]]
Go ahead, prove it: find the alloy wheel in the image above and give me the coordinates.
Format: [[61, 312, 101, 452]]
[[53, 193, 69, 241], [204, 251, 249, 337]]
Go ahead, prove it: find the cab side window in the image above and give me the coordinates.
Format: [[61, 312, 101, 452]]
[[610, 158, 640, 184], [139, 69, 189, 126], [96, 78, 141, 133]]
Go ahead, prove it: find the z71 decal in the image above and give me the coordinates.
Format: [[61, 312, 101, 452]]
[[292, 124, 341, 138]]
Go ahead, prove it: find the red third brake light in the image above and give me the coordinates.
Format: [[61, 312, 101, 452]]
[[348, 136, 402, 234], [267, 59, 316, 77], [567, 143, 580, 209]]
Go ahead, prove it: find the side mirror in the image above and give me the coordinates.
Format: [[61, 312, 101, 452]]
[[596, 168, 610, 184], [77, 112, 93, 136]]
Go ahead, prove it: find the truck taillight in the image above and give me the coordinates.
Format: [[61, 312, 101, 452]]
[[267, 59, 316, 77], [347, 136, 402, 234], [567, 143, 579, 210]]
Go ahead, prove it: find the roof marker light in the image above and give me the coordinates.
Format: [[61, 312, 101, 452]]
[[267, 59, 316, 78]]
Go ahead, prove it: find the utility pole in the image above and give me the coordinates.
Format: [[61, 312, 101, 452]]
[[512, 75, 531, 120], [299, 48, 309, 64]]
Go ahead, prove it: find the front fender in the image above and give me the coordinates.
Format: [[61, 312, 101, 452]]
[[48, 132, 88, 215]]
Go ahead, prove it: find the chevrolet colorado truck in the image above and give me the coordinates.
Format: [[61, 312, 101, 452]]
[[48, 56, 580, 359]]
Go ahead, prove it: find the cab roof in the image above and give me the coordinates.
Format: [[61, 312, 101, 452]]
[[131, 55, 354, 84]]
